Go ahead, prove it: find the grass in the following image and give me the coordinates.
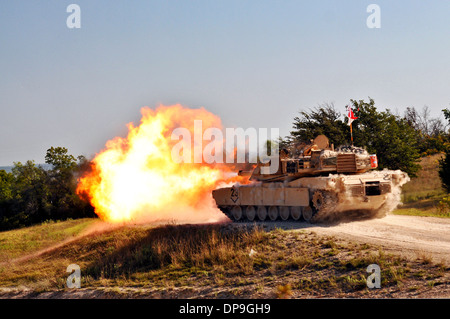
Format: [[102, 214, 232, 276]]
[[0, 218, 94, 262], [393, 153, 450, 218], [0, 219, 448, 298]]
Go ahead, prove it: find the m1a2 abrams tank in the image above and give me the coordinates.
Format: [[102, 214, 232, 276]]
[[212, 135, 408, 223]]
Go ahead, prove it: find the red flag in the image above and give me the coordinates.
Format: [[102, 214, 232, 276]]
[[347, 106, 357, 126]]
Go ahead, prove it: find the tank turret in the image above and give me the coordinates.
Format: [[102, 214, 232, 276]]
[[246, 135, 378, 183]]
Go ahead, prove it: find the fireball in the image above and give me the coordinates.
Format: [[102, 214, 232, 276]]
[[77, 104, 249, 223]]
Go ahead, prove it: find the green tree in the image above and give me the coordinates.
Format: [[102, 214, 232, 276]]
[[443, 108, 450, 122], [0, 169, 15, 228], [350, 98, 421, 176], [44, 147, 93, 220], [0, 169, 14, 202], [438, 108, 450, 192], [438, 148, 450, 192], [45, 146, 77, 171], [289, 103, 348, 147], [0, 148, 95, 231], [404, 106, 449, 156], [10, 160, 51, 226]]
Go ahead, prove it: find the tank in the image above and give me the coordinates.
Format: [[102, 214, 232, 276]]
[[212, 135, 408, 223]]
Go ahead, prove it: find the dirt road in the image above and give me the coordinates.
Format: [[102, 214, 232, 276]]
[[265, 214, 450, 265]]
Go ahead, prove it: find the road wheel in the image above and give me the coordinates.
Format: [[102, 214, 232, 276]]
[[268, 206, 279, 221], [279, 206, 290, 221], [257, 206, 267, 221], [245, 206, 256, 221], [290, 206, 302, 220], [231, 206, 242, 221], [303, 206, 314, 222]]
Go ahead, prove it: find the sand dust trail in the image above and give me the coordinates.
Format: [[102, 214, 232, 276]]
[[249, 214, 450, 265], [301, 215, 450, 265]]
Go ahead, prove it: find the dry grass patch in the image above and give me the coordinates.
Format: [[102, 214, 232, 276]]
[[0, 218, 94, 262], [0, 221, 449, 298], [394, 154, 450, 218]]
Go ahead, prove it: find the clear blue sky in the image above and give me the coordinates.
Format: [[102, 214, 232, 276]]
[[1, 0, 450, 166]]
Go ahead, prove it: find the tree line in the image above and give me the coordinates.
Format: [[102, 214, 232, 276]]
[[0, 147, 95, 231]]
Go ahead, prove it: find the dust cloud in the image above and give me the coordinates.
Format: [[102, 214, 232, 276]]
[[313, 169, 410, 224]]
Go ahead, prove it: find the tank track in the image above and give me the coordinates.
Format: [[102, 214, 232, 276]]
[[219, 189, 343, 223], [218, 205, 317, 223]]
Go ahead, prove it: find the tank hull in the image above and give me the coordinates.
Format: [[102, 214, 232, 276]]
[[212, 170, 408, 223]]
